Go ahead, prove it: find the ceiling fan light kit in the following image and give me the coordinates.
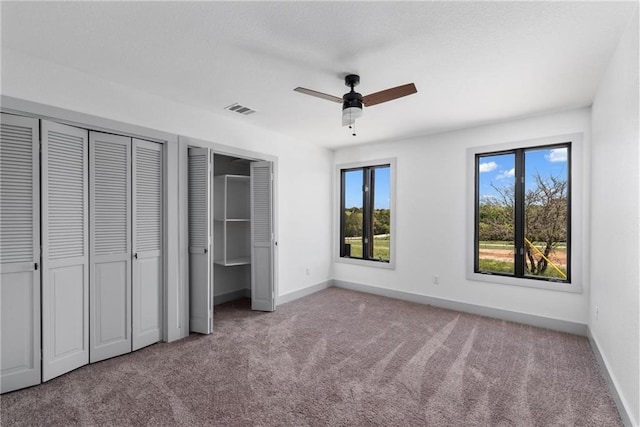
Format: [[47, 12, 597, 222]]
[[342, 106, 362, 126], [294, 74, 417, 134]]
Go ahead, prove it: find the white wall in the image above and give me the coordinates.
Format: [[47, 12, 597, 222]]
[[1, 48, 334, 308], [590, 9, 639, 426], [334, 108, 591, 324]]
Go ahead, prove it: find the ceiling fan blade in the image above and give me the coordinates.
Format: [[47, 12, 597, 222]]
[[294, 87, 343, 103], [362, 83, 417, 107]]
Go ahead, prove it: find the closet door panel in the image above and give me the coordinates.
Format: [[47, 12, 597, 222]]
[[41, 120, 89, 382], [132, 139, 163, 350], [94, 260, 128, 344], [0, 114, 41, 393], [250, 161, 275, 312], [188, 148, 212, 334], [49, 264, 86, 356], [89, 132, 131, 363], [134, 255, 162, 332]]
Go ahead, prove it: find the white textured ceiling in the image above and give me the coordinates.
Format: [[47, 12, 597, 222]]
[[1, 1, 636, 149]]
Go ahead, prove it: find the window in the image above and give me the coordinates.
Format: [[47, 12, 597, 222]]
[[339, 161, 393, 265], [475, 143, 571, 283]]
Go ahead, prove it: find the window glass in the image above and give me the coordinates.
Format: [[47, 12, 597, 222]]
[[343, 169, 363, 259], [372, 166, 390, 262], [524, 147, 569, 280], [477, 153, 515, 275]]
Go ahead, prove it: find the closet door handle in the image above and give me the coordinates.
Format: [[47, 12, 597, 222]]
[[133, 253, 138, 259]]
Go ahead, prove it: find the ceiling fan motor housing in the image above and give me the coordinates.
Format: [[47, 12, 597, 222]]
[[343, 74, 363, 111], [343, 92, 363, 111]]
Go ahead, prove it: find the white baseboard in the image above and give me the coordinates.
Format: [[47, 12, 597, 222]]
[[277, 280, 332, 305], [332, 279, 588, 336], [215, 280, 332, 308], [587, 329, 635, 427]]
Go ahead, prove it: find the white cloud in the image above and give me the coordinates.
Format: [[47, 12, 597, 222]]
[[545, 148, 568, 163], [479, 161, 498, 173], [496, 168, 515, 180]]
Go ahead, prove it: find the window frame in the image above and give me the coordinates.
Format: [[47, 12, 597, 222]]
[[467, 134, 583, 293], [336, 158, 396, 269]]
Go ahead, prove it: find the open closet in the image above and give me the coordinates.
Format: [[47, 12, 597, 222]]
[[187, 149, 275, 335], [213, 154, 252, 302]]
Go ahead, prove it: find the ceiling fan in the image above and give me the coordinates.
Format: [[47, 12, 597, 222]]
[[294, 74, 417, 129]]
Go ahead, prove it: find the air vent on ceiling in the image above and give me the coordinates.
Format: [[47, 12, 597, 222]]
[[224, 103, 256, 116]]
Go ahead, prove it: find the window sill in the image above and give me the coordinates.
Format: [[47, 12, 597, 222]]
[[336, 256, 395, 270], [468, 271, 582, 293]]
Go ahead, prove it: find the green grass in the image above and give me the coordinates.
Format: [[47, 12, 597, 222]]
[[478, 258, 515, 274], [478, 258, 567, 279], [345, 236, 389, 260]]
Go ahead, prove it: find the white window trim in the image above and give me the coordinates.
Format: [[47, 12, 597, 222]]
[[335, 158, 396, 270], [466, 133, 583, 293]]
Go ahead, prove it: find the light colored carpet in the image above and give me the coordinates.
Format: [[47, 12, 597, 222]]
[[1, 287, 622, 426]]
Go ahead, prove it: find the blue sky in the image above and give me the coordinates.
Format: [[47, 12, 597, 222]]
[[344, 166, 390, 209], [478, 147, 568, 200]]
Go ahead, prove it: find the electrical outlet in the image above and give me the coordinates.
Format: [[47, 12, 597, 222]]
[[595, 305, 599, 320], [433, 275, 439, 285], [305, 268, 310, 276]]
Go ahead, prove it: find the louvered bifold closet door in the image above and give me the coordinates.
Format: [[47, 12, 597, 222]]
[[188, 148, 213, 334], [0, 114, 41, 393], [250, 161, 274, 312], [132, 139, 163, 350], [41, 121, 89, 382], [90, 132, 132, 362]]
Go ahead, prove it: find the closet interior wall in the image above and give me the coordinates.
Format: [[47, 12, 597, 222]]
[[213, 153, 251, 304]]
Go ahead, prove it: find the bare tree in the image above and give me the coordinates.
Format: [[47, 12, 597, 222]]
[[524, 174, 567, 275], [485, 173, 567, 276], [486, 181, 515, 241]]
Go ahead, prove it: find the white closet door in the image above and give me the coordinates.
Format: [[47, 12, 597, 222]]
[[250, 161, 275, 312], [41, 121, 89, 382], [90, 132, 132, 362], [132, 139, 163, 350], [0, 114, 41, 393], [188, 148, 212, 334]]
